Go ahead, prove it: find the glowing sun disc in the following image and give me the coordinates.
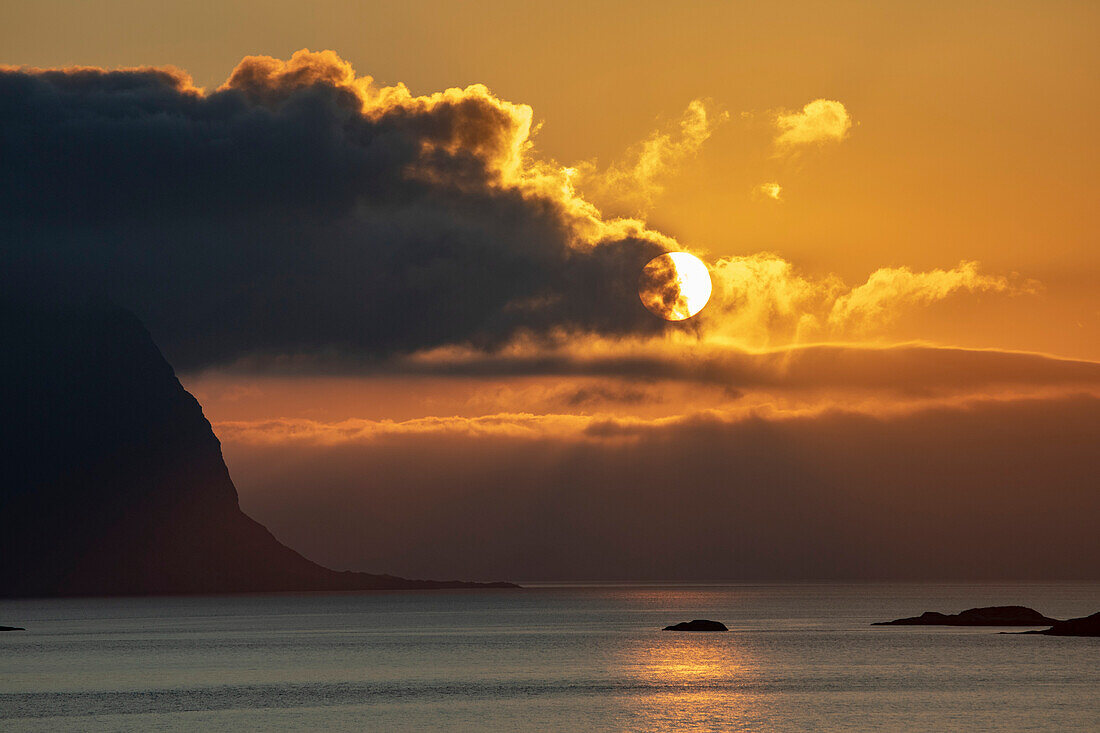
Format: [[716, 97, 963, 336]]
[[638, 252, 713, 321]]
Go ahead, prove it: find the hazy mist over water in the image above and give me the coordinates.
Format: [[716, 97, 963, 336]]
[[2, 584, 1097, 731]]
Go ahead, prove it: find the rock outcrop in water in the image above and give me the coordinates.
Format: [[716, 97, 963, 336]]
[[873, 606, 1056, 626], [0, 301, 516, 597], [663, 619, 729, 631], [1013, 612, 1100, 637]]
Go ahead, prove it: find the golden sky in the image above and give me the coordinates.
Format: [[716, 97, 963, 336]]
[[5, 1, 1097, 579]]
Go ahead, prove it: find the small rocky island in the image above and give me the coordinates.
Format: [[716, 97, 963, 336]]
[[663, 619, 728, 631], [1013, 612, 1100, 637], [0, 625, 25, 631], [874, 606, 1057, 626]]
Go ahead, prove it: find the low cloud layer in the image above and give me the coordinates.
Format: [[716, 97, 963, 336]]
[[224, 393, 1100, 580], [202, 342, 1100, 582], [208, 337, 1100, 451], [378, 342, 1100, 393]]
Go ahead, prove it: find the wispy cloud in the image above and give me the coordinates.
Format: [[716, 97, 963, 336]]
[[827, 260, 1034, 331], [580, 98, 728, 215], [704, 255, 1035, 345], [774, 98, 852, 151]]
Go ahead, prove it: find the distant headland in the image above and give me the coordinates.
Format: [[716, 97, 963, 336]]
[[875, 606, 1100, 637], [874, 606, 1057, 627], [0, 302, 516, 597]]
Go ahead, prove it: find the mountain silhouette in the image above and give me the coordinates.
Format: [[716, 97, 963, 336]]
[[0, 301, 514, 596]]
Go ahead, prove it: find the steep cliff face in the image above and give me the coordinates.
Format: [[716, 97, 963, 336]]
[[0, 301, 511, 596]]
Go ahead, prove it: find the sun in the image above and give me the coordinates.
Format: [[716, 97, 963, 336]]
[[638, 252, 713, 321]]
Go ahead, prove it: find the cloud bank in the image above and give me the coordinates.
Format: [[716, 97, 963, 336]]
[[363, 342, 1100, 393], [1, 52, 1024, 372], [223, 394, 1100, 580]]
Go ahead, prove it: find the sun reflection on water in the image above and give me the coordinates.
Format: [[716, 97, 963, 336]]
[[641, 637, 744, 682], [610, 631, 767, 730]]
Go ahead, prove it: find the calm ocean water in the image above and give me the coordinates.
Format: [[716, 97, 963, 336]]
[[1, 583, 1097, 731]]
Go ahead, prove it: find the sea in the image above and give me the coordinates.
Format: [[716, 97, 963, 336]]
[[1, 583, 1097, 731]]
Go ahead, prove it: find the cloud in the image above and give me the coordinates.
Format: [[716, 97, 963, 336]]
[[774, 98, 852, 150], [196, 341, 1100, 581], [222, 393, 1100, 580], [581, 99, 728, 215], [700, 254, 1034, 346], [702, 254, 838, 345], [827, 260, 1028, 330], [755, 182, 783, 201], [0, 50, 682, 369], [215, 380, 1100, 447], [216, 413, 591, 445], [204, 340, 1100, 403], [411, 344, 1100, 400]]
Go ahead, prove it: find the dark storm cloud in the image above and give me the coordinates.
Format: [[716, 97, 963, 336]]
[[0, 52, 666, 370]]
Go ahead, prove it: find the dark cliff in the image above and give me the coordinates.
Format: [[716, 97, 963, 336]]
[[0, 301, 514, 596]]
